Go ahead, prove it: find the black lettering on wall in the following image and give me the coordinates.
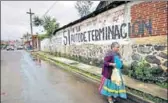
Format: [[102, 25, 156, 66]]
[[63, 30, 67, 45], [81, 33, 85, 42], [82, 32, 84, 42], [71, 34, 74, 43], [132, 21, 140, 36], [83, 32, 87, 42], [68, 30, 70, 44], [72, 33, 75, 42], [79, 33, 82, 42], [99, 27, 105, 40], [144, 19, 152, 35], [108, 26, 113, 40], [88, 31, 91, 42], [138, 21, 144, 35], [105, 27, 108, 40], [78, 33, 81, 42], [76, 26, 81, 32], [92, 30, 95, 41], [115, 25, 120, 39], [76, 33, 78, 42], [106, 26, 110, 40], [79, 33, 81, 42], [98, 29, 101, 41], [61, 19, 153, 45], [95, 29, 99, 41], [111, 26, 115, 39], [120, 23, 127, 38]]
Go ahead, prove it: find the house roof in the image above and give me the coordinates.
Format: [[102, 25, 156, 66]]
[[53, 1, 130, 35], [96, 1, 112, 10]]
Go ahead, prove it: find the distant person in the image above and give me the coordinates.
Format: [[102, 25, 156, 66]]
[[99, 42, 127, 103]]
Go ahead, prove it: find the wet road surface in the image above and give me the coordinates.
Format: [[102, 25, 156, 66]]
[[1, 50, 136, 103]]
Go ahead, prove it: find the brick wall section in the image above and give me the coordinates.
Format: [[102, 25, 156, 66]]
[[131, 1, 168, 37]]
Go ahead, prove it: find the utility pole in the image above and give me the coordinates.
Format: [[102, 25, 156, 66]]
[[26, 32, 29, 42], [26, 8, 34, 51], [26, 8, 34, 35]]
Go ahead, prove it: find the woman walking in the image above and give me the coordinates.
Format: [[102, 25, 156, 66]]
[[99, 42, 127, 103]]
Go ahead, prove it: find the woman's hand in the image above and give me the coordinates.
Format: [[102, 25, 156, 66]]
[[109, 63, 116, 67]]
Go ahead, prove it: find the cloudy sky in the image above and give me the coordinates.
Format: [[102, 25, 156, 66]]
[[1, 1, 100, 40]]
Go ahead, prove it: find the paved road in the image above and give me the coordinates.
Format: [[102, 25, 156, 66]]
[[1, 50, 135, 103]]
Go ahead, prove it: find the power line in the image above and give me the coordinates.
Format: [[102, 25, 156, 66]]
[[43, 1, 57, 17], [35, 1, 57, 36]]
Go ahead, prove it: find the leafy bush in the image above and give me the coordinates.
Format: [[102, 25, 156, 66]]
[[127, 60, 167, 88], [121, 65, 130, 75]]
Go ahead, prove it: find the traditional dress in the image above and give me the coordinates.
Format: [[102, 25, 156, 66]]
[[99, 51, 127, 99]]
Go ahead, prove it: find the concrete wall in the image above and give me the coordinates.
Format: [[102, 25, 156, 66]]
[[41, 1, 167, 70]]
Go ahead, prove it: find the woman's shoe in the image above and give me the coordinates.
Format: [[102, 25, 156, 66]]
[[111, 96, 117, 103]]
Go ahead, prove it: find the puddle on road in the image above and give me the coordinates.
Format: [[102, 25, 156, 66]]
[[31, 54, 42, 66], [29, 53, 99, 86]]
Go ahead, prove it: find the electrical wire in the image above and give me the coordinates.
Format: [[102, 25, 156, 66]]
[[43, 1, 57, 17]]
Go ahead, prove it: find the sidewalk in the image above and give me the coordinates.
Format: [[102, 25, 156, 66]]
[[35, 51, 167, 101]]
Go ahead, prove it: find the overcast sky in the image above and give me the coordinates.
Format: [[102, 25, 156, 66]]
[[1, 1, 100, 40]]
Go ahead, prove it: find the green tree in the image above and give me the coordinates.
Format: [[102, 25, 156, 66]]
[[38, 34, 49, 40], [22, 32, 31, 41], [33, 16, 44, 26], [43, 16, 59, 37], [33, 15, 59, 38], [75, 1, 93, 17], [33, 15, 59, 52]]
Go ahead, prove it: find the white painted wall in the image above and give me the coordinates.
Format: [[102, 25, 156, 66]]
[[40, 1, 144, 63]]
